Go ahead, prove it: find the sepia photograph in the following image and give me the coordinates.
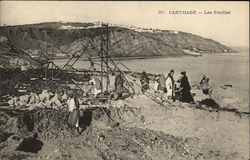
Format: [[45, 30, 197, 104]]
[[0, 1, 249, 160]]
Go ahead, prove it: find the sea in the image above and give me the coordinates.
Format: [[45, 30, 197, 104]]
[[54, 52, 249, 90]]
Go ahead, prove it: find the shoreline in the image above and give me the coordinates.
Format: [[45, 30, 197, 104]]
[[53, 52, 235, 61]]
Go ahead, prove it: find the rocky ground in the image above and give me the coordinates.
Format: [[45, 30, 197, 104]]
[[0, 84, 249, 160]]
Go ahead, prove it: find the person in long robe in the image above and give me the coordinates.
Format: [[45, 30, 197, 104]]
[[165, 70, 175, 100], [115, 72, 125, 99], [89, 75, 102, 97], [67, 90, 80, 129], [158, 73, 166, 92], [180, 71, 194, 103]]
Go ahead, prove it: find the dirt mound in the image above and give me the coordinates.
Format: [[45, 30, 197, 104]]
[[1, 109, 70, 138], [0, 105, 145, 139], [1, 126, 242, 160], [1, 102, 245, 160], [110, 105, 145, 125], [0, 104, 246, 160]]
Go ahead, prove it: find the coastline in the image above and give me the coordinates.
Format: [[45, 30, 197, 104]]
[[53, 52, 235, 61]]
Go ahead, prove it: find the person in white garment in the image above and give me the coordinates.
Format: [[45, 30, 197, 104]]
[[67, 91, 80, 130], [89, 75, 102, 97], [165, 70, 175, 101]]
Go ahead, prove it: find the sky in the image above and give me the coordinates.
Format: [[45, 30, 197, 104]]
[[0, 1, 249, 47]]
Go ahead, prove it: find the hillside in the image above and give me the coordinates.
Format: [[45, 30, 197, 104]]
[[0, 22, 232, 59], [0, 36, 40, 68]]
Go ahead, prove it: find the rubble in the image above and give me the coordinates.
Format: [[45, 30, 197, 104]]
[[6, 90, 68, 110]]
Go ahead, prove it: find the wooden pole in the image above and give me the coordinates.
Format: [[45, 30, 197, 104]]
[[106, 23, 109, 93]]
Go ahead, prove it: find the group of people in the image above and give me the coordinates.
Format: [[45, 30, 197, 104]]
[[88, 72, 125, 99], [86, 65, 212, 103], [66, 73, 126, 132], [150, 70, 211, 103], [146, 70, 195, 103], [66, 71, 212, 132]]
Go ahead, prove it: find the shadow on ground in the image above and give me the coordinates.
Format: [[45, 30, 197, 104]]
[[16, 133, 43, 153], [197, 98, 249, 115]]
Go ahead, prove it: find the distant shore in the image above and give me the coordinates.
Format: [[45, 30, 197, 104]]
[[53, 52, 235, 61]]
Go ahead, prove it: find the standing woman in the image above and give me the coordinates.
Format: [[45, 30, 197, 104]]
[[180, 71, 194, 103], [67, 90, 80, 130]]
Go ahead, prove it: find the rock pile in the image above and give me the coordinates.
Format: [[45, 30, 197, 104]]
[[7, 90, 68, 110]]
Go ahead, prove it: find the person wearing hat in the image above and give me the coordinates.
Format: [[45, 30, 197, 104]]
[[179, 71, 194, 103], [165, 69, 175, 101]]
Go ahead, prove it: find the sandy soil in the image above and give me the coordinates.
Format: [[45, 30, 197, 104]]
[[0, 89, 249, 160], [124, 95, 249, 158]]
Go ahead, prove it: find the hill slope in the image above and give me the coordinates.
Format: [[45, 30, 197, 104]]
[[0, 22, 232, 59], [0, 36, 40, 68]]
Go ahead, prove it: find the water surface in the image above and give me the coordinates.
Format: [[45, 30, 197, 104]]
[[54, 52, 249, 89]]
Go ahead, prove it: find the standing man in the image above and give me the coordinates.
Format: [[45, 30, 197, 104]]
[[166, 70, 175, 101]]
